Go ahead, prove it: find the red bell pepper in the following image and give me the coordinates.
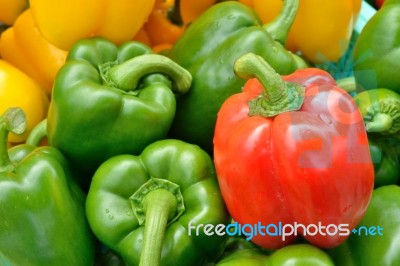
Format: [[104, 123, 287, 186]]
[[213, 53, 374, 250]]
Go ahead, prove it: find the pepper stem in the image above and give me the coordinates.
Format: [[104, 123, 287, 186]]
[[264, 0, 299, 44], [130, 178, 185, 266], [169, 0, 183, 26], [0, 108, 26, 173], [234, 53, 305, 117], [365, 113, 394, 133], [100, 54, 192, 95], [26, 119, 47, 147]]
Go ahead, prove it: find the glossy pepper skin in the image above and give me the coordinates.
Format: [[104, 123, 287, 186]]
[[0, 59, 48, 144], [0, 108, 95, 266], [0, 0, 28, 25], [213, 53, 374, 249], [46, 37, 192, 188], [329, 185, 400, 265], [86, 139, 230, 266], [239, 0, 361, 63], [216, 244, 334, 266], [353, 0, 400, 94], [179, 0, 217, 25], [0, 9, 68, 95], [29, 0, 155, 50], [167, 0, 308, 154]]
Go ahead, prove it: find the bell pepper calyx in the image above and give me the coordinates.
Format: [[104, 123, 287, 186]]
[[364, 100, 400, 134], [264, 0, 299, 45], [365, 113, 394, 133], [234, 53, 305, 117], [354, 89, 400, 135], [100, 54, 192, 94], [131, 177, 185, 225], [0, 108, 26, 173], [130, 177, 185, 266]]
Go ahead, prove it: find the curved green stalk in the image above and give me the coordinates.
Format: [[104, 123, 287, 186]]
[[100, 54, 192, 94], [0, 108, 26, 173], [26, 119, 47, 146], [264, 0, 299, 45], [234, 53, 305, 117], [131, 178, 185, 266]]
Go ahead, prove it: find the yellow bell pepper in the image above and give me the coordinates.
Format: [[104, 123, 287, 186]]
[[0, 0, 28, 25], [239, 0, 361, 63], [0, 59, 49, 144], [0, 9, 68, 95], [29, 0, 156, 50]]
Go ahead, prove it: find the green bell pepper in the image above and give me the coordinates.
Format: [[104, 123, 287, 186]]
[[369, 136, 399, 188], [86, 139, 230, 266], [216, 249, 269, 266], [353, 88, 400, 135], [0, 108, 95, 265], [46, 37, 192, 188], [267, 244, 335, 266], [353, 0, 400, 94], [216, 244, 334, 266], [329, 185, 400, 265], [166, 0, 308, 154], [213, 235, 269, 266]]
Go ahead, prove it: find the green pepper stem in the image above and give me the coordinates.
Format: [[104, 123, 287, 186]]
[[365, 113, 394, 133], [101, 54, 192, 95], [140, 189, 177, 266], [234, 53, 305, 117], [336, 76, 359, 94], [130, 178, 185, 266], [0, 108, 26, 173], [26, 119, 47, 147], [264, 0, 299, 44]]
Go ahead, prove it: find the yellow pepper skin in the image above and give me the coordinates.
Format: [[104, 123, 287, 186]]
[[0, 9, 68, 95], [0, 0, 28, 25], [240, 0, 361, 63], [29, 0, 155, 50], [0, 59, 49, 144]]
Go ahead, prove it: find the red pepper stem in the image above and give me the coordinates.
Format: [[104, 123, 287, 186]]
[[130, 178, 185, 266], [100, 54, 192, 95], [26, 119, 47, 147], [264, 0, 299, 45], [234, 53, 305, 117], [0, 108, 26, 173]]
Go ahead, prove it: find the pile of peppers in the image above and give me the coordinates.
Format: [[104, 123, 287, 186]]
[[1, 0, 400, 265]]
